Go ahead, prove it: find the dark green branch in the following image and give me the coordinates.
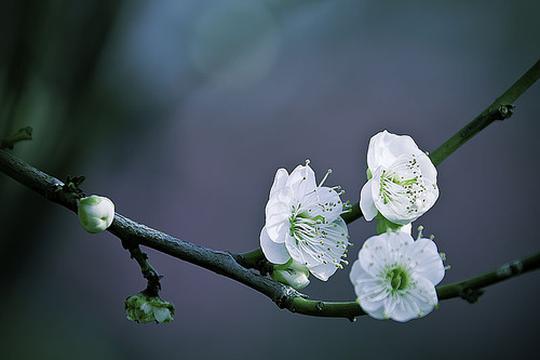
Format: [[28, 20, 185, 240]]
[[0, 148, 300, 311], [342, 58, 540, 224], [122, 240, 163, 297], [2, 148, 540, 319], [287, 250, 540, 320], [1, 59, 539, 320], [430, 59, 540, 166]]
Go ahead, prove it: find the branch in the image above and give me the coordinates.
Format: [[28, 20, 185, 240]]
[[2, 146, 540, 319], [0, 59, 539, 320], [343, 58, 540, 223], [429, 59, 540, 166], [287, 250, 540, 319], [0, 148, 301, 310]]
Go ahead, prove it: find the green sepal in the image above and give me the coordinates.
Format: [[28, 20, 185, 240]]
[[375, 213, 403, 235]]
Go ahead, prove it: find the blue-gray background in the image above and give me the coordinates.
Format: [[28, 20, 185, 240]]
[[1, 1, 539, 359]]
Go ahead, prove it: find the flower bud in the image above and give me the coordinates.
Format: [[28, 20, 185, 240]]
[[271, 261, 310, 290], [78, 195, 115, 233], [125, 292, 175, 324]]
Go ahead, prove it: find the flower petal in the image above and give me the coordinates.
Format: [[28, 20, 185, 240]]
[[407, 238, 445, 285], [357, 283, 389, 320], [308, 262, 338, 281], [286, 163, 317, 197], [260, 227, 290, 264], [303, 186, 343, 222], [358, 234, 393, 276], [284, 234, 313, 266], [390, 276, 438, 322], [367, 130, 421, 171], [386, 231, 414, 252], [360, 179, 378, 221], [269, 168, 289, 198], [408, 275, 439, 316]]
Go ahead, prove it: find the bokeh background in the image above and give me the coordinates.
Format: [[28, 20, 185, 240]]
[[1, 0, 539, 359]]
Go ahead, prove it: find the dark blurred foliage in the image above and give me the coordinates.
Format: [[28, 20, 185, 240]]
[[0, 1, 539, 359]]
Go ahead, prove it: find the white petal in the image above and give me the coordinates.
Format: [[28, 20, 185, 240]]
[[309, 262, 338, 281], [266, 222, 287, 243], [400, 223, 412, 234], [265, 188, 294, 215], [415, 150, 438, 183], [357, 283, 389, 320], [284, 234, 311, 266], [359, 179, 378, 221], [286, 163, 317, 197], [388, 295, 418, 322], [408, 238, 445, 285], [265, 197, 288, 216], [350, 260, 382, 292], [260, 227, 290, 264], [408, 275, 439, 317], [349, 260, 365, 284], [367, 130, 421, 171], [386, 231, 414, 251], [269, 168, 289, 198], [358, 234, 393, 276], [303, 186, 343, 222], [390, 276, 438, 322]]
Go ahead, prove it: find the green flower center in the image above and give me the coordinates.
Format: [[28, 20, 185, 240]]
[[289, 210, 324, 242], [386, 266, 410, 292], [379, 169, 418, 205]]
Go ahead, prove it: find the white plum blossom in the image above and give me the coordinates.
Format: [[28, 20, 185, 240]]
[[78, 195, 115, 233], [260, 160, 350, 281], [360, 130, 439, 226], [349, 230, 445, 322]]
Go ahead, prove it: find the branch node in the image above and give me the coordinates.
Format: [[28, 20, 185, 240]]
[[497, 260, 524, 278], [496, 104, 514, 120], [62, 175, 86, 197], [459, 287, 485, 304]]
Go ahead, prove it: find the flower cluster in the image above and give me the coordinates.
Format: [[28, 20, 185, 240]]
[[261, 130, 444, 322]]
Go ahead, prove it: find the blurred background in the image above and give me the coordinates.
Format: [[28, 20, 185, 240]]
[[1, 0, 539, 359]]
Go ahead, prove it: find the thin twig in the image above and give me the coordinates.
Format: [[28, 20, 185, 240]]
[[122, 240, 163, 297]]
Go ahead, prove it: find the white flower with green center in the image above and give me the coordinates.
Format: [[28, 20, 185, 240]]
[[260, 160, 350, 281], [349, 231, 445, 322], [360, 130, 439, 226]]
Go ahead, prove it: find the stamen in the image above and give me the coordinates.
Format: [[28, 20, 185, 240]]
[[417, 225, 424, 240], [318, 169, 332, 187]]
